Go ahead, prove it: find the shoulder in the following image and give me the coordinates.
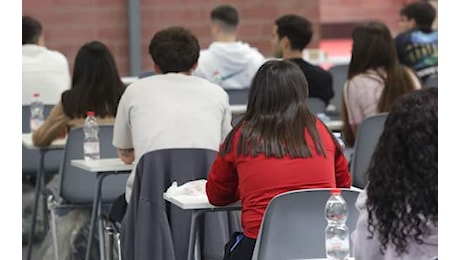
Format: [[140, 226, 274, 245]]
[[45, 49, 69, 66]]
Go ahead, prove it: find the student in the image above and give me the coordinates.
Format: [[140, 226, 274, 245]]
[[32, 40, 126, 146], [22, 16, 71, 105], [395, 1, 437, 81], [206, 60, 351, 260], [271, 14, 333, 106], [112, 26, 232, 207], [342, 21, 422, 146], [352, 87, 438, 259], [194, 4, 265, 89]]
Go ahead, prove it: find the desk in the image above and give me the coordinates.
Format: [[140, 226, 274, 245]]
[[22, 133, 66, 260], [164, 193, 241, 260], [71, 158, 133, 260]]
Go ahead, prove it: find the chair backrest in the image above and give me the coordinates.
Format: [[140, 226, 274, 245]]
[[327, 64, 349, 117], [22, 104, 64, 175], [252, 188, 361, 260], [307, 97, 326, 114], [225, 88, 250, 105], [350, 113, 388, 189], [58, 125, 129, 204], [121, 148, 241, 260], [423, 74, 438, 88]]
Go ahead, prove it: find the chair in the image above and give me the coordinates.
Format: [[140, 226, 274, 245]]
[[251, 188, 361, 260], [307, 97, 327, 114], [22, 104, 64, 176], [225, 88, 250, 105], [423, 74, 438, 88], [349, 113, 388, 189], [326, 64, 349, 119], [121, 148, 242, 260], [47, 125, 130, 260]]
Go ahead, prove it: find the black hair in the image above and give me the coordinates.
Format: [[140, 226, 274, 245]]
[[211, 4, 239, 30], [275, 15, 313, 51], [23, 16, 42, 45], [366, 87, 437, 255], [62, 41, 126, 118], [400, 1, 436, 31], [148, 26, 200, 73]]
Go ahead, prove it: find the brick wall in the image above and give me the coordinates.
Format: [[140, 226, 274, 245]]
[[23, 0, 414, 76]]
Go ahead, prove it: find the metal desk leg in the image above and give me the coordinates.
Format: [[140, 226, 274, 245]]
[[98, 199, 106, 260], [187, 210, 207, 260], [85, 172, 110, 260], [26, 149, 45, 260]]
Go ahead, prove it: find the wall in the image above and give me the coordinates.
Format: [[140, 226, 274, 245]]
[[23, 0, 415, 76]]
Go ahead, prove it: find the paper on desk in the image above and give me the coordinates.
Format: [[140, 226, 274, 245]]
[[164, 179, 210, 204]]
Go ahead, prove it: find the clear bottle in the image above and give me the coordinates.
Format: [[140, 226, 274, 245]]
[[325, 188, 350, 260], [83, 111, 100, 161], [30, 93, 44, 131]]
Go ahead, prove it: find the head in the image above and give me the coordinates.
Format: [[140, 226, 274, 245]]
[[62, 41, 125, 118], [272, 15, 313, 58], [221, 60, 334, 159], [348, 21, 398, 78], [210, 5, 239, 40], [23, 16, 43, 45], [365, 87, 437, 255], [149, 26, 200, 74], [399, 1, 436, 32]]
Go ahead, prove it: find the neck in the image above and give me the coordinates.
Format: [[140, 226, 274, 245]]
[[215, 33, 237, 43], [283, 49, 303, 59]]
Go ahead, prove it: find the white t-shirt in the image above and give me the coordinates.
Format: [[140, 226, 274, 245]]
[[22, 44, 71, 105], [194, 41, 265, 89], [113, 73, 233, 202]]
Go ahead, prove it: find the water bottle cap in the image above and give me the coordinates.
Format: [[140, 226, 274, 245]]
[[331, 188, 341, 195], [86, 111, 95, 117], [33, 93, 40, 97]]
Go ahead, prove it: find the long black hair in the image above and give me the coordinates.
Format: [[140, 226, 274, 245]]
[[221, 60, 333, 158], [366, 87, 437, 255], [62, 41, 126, 118]]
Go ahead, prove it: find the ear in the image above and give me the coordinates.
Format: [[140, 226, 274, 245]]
[[191, 62, 198, 71], [408, 18, 417, 30], [281, 36, 290, 49], [153, 62, 162, 74]]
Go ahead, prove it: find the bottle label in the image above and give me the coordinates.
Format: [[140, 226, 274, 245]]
[[30, 119, 44, 131], [84, 142, 100, 155]]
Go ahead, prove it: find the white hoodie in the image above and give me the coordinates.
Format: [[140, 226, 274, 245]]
[[194, 41, 265, 89], [22, 44, 71, 105]]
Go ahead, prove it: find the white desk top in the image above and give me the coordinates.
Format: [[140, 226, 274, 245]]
[[230, 104, 247, 114], [22, 133, 67, 150], [326, 120, 343, 131], [71, 158, 134, 172], [163, 193, 241, 210]]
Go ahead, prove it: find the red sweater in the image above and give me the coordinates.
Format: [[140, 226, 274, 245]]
[[206, 120, 351, 239]]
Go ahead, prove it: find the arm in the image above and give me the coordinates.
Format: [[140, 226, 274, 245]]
[[32, 101, 69, 147], [334, 146, 351, 188], [206, 146, 239, 206], [221, 96, 233, 141], [117, 148, 135, 164]]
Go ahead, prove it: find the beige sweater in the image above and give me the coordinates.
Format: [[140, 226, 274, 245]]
[[32, 100, 115, 147]]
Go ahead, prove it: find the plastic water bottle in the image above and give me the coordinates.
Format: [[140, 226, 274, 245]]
[[325, 189, 350, 260], [30, 93, 44, 131], [83, 111, 100, 161]]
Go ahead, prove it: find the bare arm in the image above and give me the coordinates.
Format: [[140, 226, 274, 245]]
[[117, 148, 135, 164]]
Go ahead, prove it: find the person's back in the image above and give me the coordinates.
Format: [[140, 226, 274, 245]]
[[271, 15, 333, 106], [113, 26, 232, 203], [352, 87, 438, 260], [194, 5, 265, 89], [342, 21, 422, 146], [206, 60, 350, 260], [22, 16, 70, 105], [395, 1, 438, 81], [32, 41, 126, 147]]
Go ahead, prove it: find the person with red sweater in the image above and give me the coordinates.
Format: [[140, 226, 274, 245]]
[[206, 60, 351, 260]]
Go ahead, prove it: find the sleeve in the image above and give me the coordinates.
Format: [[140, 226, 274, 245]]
[[221, 95, 233, 142], [113, 91, 134, 149], [205, 145, 239, 206], [334, 146, 351, 188], [352, 190, 383, 260], [32, 101, 69, 147], [344, 78, 365, 125]]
